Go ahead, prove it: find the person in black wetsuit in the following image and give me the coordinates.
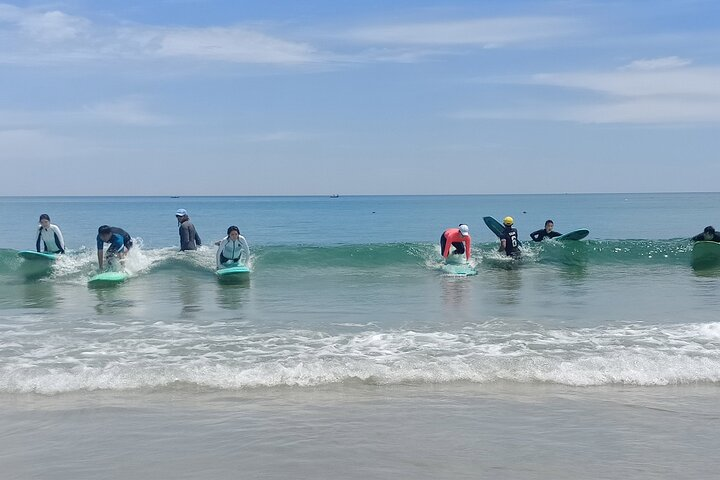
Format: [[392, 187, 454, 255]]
[[692, 226, 720, 242], [499, 216, 521, 257], [530, 220, 562, 242]]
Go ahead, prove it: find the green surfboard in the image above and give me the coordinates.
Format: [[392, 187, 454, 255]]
[[483, 216, 505, 238], [216, 265, 250, 280], [441, 263, 477, 276], [691, 241, 720, 268], [88, 271, 128, 287], [18, 250, 57, 262], [556, 229, 590, 241]]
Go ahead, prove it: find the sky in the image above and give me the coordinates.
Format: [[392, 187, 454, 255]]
[[1, 0, 719, 195]]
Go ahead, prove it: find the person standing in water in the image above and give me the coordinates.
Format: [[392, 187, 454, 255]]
[[35, 214, 65, 254], [692, 226, 720, 242], [216, 226, 250, 269], [96, 225, 133, 271], [530, 220, 562, 242], [175, 208, 202, 251], [500, 216, 521, 257], [440, 224, 471, 261]]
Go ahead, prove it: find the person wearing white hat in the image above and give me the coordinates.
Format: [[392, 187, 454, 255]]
[[440, 224, 471, 262], [175, 208, 202, 251]]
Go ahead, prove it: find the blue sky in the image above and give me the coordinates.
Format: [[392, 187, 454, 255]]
[[1, 0, 719, 195]]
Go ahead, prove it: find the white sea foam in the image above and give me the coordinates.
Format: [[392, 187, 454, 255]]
[[1, 320, 720, 394]]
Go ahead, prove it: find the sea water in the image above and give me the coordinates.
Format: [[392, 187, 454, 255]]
[[1, 194, 719, 479]]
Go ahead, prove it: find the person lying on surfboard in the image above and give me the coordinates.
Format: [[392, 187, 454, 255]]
[[530, 220, 562, 242], [36, 213, 65, 254], [216, 225, 250, 269], [500, 217, 521, 257], [440, 224, 471, 261], [97, 225, 133, 271], [692, 226, 720, 242]]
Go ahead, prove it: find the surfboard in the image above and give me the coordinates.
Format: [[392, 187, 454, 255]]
[[216, 265, 250, 278], [556, 229, 590, 241], [691, 241, 720, 268], [18, 250, 57, 262], [88, 271, 128, 287], [441, 263, 477, 276], [483, 216, 505, 238]]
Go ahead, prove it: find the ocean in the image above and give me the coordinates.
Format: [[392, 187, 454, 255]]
[[1, 194, 719, 479]]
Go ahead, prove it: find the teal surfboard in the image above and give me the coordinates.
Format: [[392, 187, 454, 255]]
[[691, 241, 720, 268], [216, 265, 250, 279], [483, 216, 505, 238], [88, 271, 128, 287], [556, 229, 590, 241], [441, 263, 477, 276], [18, 250, 57, 262]]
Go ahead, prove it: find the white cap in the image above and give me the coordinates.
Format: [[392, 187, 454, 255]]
[[175, 208, 188, 217], [459, 224, 469, 236]]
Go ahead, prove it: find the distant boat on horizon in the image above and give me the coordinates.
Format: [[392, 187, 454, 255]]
[[170, 196, 180, 198], [330, 194, 340, 198]]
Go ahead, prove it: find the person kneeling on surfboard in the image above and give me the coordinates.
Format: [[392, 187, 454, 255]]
[[97, 225, 133, 271], [500, 217, 521, 257], [36, 214, 65, 254], [175, 208, 202, 251], [692, 226, 720, 242], [530, 220, 562, 242], [216, 226, 250, 269], [440, 224, 471, 261]]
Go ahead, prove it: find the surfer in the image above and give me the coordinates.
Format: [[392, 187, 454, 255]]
[[175, 208, 202, 251], [530, 220, 562, 242], [36, 214, 65, 254], [216, 226, 250, 269], [96, 225, 133, 271], [692, 226, 720, 242], [499, 217, 521, 256], [440, 224, 471, 261]]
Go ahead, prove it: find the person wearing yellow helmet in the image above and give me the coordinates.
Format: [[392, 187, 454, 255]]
[[499, 216, 521, 256]]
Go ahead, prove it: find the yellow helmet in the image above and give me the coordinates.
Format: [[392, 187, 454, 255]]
[[503, 216, 514, 226]]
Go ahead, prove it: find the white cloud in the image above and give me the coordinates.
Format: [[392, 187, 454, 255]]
[[0, 3, 320, 66], [83, 98, 174, 126], [346, 17, 579, 46], [622, 56, 691, 71]]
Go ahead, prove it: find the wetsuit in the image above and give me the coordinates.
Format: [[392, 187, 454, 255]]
[[216, 235, 250, 268], [692, 232, 720, 242], [97, 227, 133, 256], [179, 219, 201, 251], [530, 229, 562, 242], [501, 227, 521, 256], [440, 228, 471, 261], [36, 224, 65, 253]]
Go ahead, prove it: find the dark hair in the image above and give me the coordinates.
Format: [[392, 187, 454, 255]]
[[39, 214, 50, 222], [545, 220, 554, 227], [704, 226, 715, 235], [98, 225, 112, 235], [227, 225, 240, 235]]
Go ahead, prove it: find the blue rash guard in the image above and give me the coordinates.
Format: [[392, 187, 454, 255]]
[[97, 227, 132, 254]]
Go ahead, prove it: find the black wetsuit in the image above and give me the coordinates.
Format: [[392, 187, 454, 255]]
[[692, 233, 720, 242], [179, 220, 201, 251], [530, 229, 562, 242], [502, 227, 521, 256]]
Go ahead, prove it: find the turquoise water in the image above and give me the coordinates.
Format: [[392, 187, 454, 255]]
[[1, 194, 719, 479]]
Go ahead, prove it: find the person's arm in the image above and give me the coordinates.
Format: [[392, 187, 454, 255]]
[[239, 236, 250, 263], [442, 234, 451, 258], [549, 231, 561, 238], [216, 238, 226, 268], [179, 224, 190, 250], [500, 239, 506, 252], [97, 249, 104, 270], [530, 229, 542, 242], [464, 236, 471, 261], [195, 230, 202, 247], [53, 225, 65, 253], [692, 233, 703, 241], [36, 228, 43, 252]]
